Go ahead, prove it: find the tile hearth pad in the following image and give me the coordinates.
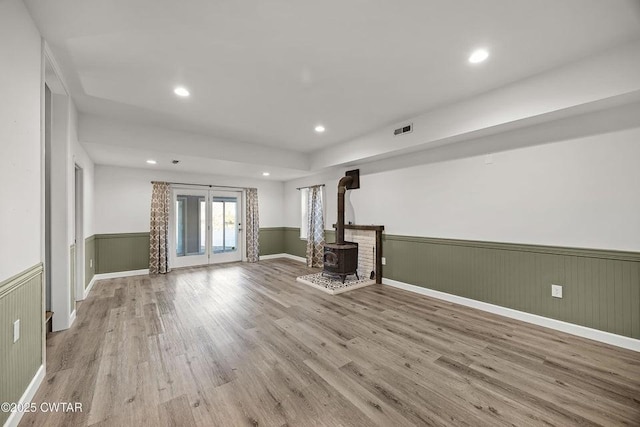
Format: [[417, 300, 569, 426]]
[[296, 272, 375, 295]]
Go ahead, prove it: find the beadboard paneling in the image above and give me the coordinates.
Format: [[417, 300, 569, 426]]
[[94, 228, 305, 272], [325, 229, 336, 244], [95, 233, 150, 274], [382, 234, 640, 339], [85, 235, 95, 288], [259, 228, 285, 255], [0, 264, 43, 426], [284, 227, 307, 258]]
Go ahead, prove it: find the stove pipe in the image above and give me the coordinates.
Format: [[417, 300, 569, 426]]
[[336, 175, 353, 245]]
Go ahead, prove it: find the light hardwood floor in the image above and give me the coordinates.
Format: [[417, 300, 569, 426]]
[[21, 259, 640, 426]]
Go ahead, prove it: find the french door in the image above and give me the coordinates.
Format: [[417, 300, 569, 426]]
[[170, 188, 243, 268]]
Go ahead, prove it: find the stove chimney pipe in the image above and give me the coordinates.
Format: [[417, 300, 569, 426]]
[[336, 170, 360, 245]]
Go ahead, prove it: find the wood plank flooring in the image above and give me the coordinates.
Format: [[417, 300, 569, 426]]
[[20, 259, 640, 426]]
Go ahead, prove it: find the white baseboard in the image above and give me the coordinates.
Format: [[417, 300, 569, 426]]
[[382, 278, 640, 352], [260, 253, 306, 263], [257, 253, 284, 260], [83, 275, 97, 299], [4, 364, 45, 427], [92, 269, 149, 280], [69, 309, 76, 327]]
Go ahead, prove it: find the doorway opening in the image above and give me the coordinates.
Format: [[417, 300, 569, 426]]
[[44, 51, 74, 331]]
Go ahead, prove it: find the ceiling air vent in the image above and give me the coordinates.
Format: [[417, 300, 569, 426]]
[[393, 123, 413, 136]]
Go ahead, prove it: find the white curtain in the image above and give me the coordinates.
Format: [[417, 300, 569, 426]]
[[306, 185, 325, 267], [245, 188, 259, 262], [149, 182, 171, 274]]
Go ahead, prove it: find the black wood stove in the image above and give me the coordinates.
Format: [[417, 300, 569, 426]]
[[323, 170, 360, 283]]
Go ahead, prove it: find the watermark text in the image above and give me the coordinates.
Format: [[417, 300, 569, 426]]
[[1, 402, 83, 413]]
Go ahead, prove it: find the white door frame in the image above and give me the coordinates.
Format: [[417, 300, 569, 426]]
[[74, 164, 85, 302], [169, 186, 244, 268]]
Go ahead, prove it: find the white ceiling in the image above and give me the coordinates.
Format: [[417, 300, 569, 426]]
[[26, 0, 640, 177]]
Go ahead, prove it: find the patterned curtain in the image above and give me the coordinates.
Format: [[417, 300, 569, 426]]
[[149, 182, 171, 274], [245, 188, 260, 262], [306, 185, 325, 267]]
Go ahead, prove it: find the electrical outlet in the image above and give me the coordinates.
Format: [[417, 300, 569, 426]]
[[13, 319, 20, 343], [551, 284, 563, 299], [381, 257, 386, 265]]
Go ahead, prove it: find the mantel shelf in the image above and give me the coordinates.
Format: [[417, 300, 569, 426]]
[[331, 224, 384, 232]]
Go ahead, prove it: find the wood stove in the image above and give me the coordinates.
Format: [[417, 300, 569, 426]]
[[323, 170, 360, 283], [323, 242, 358, 283]]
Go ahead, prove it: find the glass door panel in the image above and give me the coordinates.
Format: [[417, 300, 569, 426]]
[[200, 199, 206, 255], [176, 197, 185, 256], [224, 199, 237, 252], [212, 200, 224, 253], [212, 197, 238, 253], [171, 189, 209, 268], [210, 192, 241, 263]]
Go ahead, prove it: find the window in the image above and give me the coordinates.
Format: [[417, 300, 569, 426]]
[[300, 187, 323, 239], [300, 188, 309, 239]]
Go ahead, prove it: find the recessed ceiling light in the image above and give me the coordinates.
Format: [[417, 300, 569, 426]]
[[315, 125, 325, 133], [262, 172, 270, 176], [174, 86, 190, 97], [146, 159, 157, 164], [468, 49, 489, 64]]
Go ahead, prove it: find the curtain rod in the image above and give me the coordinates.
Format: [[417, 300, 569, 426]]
[[296, 184, 325, 190], [151, 181, 253, 190]]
